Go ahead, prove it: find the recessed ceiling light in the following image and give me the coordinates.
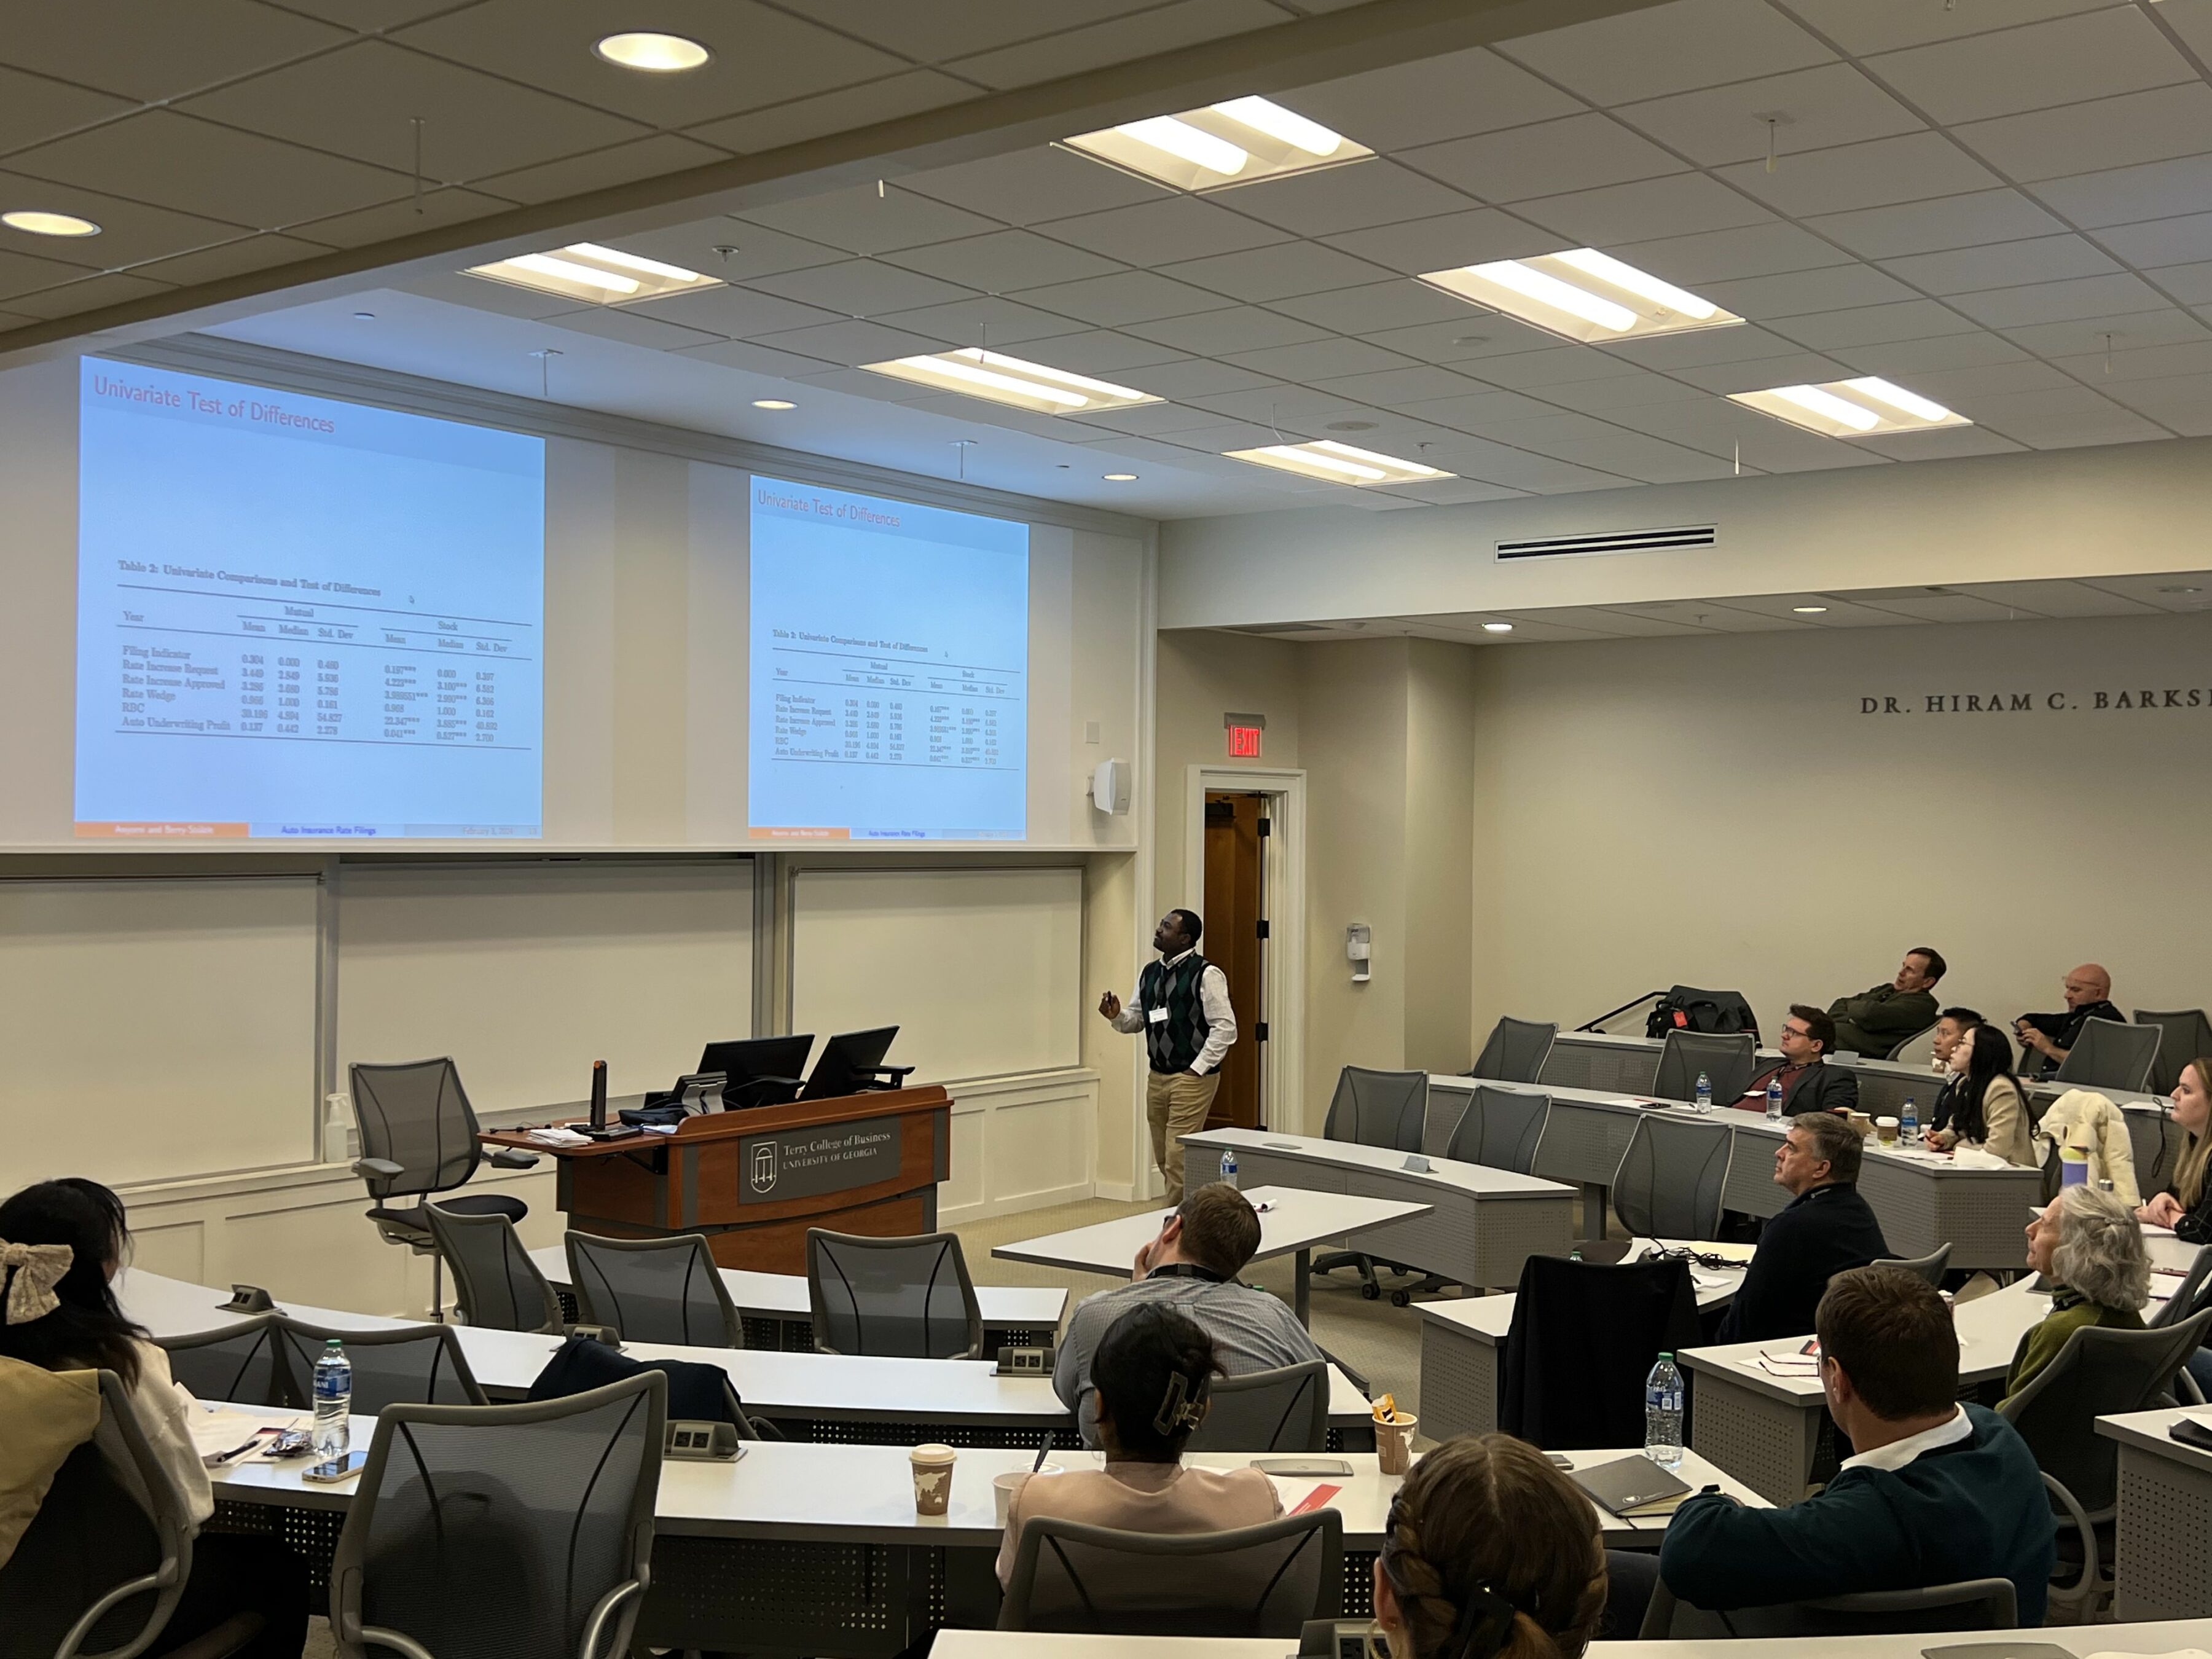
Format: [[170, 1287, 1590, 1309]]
[[2158, 585, 2202, 595], [1792, 605, 1829, 614], [594, 32, 710, 71], [1421, 249, 1740, 344], [1064, 96, 1371, 192], [1731, 375, 1968, 438], [1223, 439, 1453, 487], [1481, 621, 1514, 633], [2, 208, 100, 237], [1103, 472, 1139, 481], [862, 348, 1160, 416], [465, 241, 719, 304], [751, 398, 795, 410]]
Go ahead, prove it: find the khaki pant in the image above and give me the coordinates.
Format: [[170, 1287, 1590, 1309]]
[[1147, 1069, 1221, 1206]]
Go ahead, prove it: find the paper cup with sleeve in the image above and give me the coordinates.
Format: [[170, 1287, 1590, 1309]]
[[909, 1443, 958, 1515], [1374, 1410, 1418, 1475]]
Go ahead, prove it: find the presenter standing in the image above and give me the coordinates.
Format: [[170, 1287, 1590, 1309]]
[[1100, 909, 1236, 1205]]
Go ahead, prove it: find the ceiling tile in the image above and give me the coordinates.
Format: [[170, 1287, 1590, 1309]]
[[1401, 384, 1592, 427], [1616, 63, 1924, 168], [256, 0, 474, 26], [1222, 159, 1476, 237], [2156, 0, 2212, 63], [393, 0, 908, 128], [1123, 306, 1333, 355], [1959, 383, 2170, 445], [284, 183, 514, 248], [542, 305, 721, 353], [1316, 366, 1501, 407], [1402, 114, 1686, 204], [1771, 298, 1983, 348], [0, 66, 135, 154], [600, 217, 845, 283], [1719, 131, 2001, 216], [1832, 331, 2033, 374], [1945, 578, 2155, 616], [1458, 345, 1653, 390], [1467, 415, 1735, 481], [749, 316, 968, 366], [1357, 314, 1566, 366], [1277, 45, 1583, 154], [1008, 270, 1239, 326], [1040, 197, 1290, 265], [1773, 0, 2120, 57], [0, 267, 174, 319], [1804, 189, 2068, 258], [1116, 358, 1283, 398], [0, 0, 347, 101], [1166, 414, 1338, 452], [1157, 241, 1395, 304], [1178, 384, 1377, 426], [1865, 7, 2191, 127], [1529, 370, 1713, 412], [122, 231, 333, 286], [401, 267, 579, 319], [2099, 211, 2212, 270], [1317, 208, 1562, 275], [1959, 84, 2212, 183], [1056, 401, 1228, 436], [903, 146, 1171, 224], [1947, 271, 2167, 327], [2079, 568, 2212, 610], [744, 258, 975, 316], [2095, 375, 2212, 435], [869, 295, 1092, 347], [2028, 152, 2212, 230], [1607, 396, 1891, 469], [1901, 359, 2079, 402], [623, 285, 845, 339], [2146, 260, 2212, 305], [880, 229, 1123, 292], [1878, 234, 2122, 296], [1700, 262, 1920, 317], [0, 166, 261, 265], [1608, 221, 1856, 284], [1497, 0, 1834, 106], [0, 244, 103, 301], [773, 0, 1156, 61], [1512, 171, 1775, 244], [998, 327, 1191, 372], [1850, 425, 2029, 460], [1271, 278, 1473, 333], [1388, 434, 1635, 492], [737, 185, 1000, 257], [472, 133, 729, 206], [1222, 336, 1418, 380], [1604, 321, 1822, 368], [944, 0, 1289, 89], [685, 70, 974, 155], [1998, 306, 2212, 356], [1667, 349, 1853, 391]]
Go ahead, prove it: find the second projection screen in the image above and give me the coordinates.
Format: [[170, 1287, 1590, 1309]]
[[748, 477, 1028, 841]]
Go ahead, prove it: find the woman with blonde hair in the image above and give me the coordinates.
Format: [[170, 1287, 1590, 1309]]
[[2138, 1057, 2212, 1244], [1368, 1433, 1611, 1659]]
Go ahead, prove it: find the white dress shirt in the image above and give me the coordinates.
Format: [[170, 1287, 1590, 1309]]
[[1838, 1403, 1971, 1473], [1110, 947, 1237, 1074]]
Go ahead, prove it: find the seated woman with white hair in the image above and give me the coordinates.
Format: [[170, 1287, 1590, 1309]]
[[1999, 1183, 2151, 1407]]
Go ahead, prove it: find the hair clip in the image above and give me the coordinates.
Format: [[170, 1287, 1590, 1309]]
[[1151, 1370, 1208, 1434]]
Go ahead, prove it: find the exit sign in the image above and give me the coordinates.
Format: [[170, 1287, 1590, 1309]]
[[1224, 712, 1265, 758]]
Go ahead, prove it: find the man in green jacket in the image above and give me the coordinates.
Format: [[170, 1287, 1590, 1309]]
[[1827, 947, 1945, 1057]]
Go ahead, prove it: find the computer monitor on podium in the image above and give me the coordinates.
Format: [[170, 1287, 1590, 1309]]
[[698, 1033, 815, 1108], [801, 1027, 914, 1099]]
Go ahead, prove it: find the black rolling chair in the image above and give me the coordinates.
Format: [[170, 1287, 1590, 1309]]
[[1652, 1032, 1757, 1106], [271, 1317, 487, 1416], [1443, 1085, 1550, 1176], [329, 1374, 665, 1659], [158, 1315, 292, 1408], [347, 1058, 538, 1319], [2151, 1244, 2212, 1332], [566, 1231, 744, 1348], [1883, 1023, 1937, 1061], [1641, 1577, 2017, 1638], [1309, 1067, 1427, 1301], [2136, 1009, 2212, 1096], [999, 1512, 1343, 1637], [1872, 1244, 1953, 1285], [1609, 1115, 1733, 1241], [1499, 1253, 1700, 1450], [425, 1202, 566, 1335], [2052, 1018, 2162, 1095], [1469, 1018, 1557, 1084], [806, 1229, 983, 1359], [1184, 1360, 1329, 1453]]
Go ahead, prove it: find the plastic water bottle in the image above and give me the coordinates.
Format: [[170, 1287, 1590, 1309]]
[[1900, 1097, 1919, 1148], [1694, 1072, 1713, 1115], [1219, 1148, 1239, 1190], [1644, 1353, 1684, 1467], [312, 1338, 352, 1459], [1765, 1075, 1784, 1121]]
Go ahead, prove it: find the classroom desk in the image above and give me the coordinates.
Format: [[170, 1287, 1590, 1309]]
[[525, 1245, 1068, 1351], [1179, 1131, 1579, 1297], [991, 1185, 1432, 1327], [2096, 1406, 2212, 1620], [1418, 1242, 1747, 1443]]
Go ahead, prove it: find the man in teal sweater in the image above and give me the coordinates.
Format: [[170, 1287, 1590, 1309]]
[[1657, 1265, 2054, 1626]]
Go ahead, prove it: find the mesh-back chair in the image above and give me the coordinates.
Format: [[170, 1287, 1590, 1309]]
[[0, 1369, 261, 1659], [330, 1373, 665, 1659], [426, 1203, 565, 1335], [806, 1229, 983, 1359], [2151, 1244, 2212, 1331], [158, 1315, 292, 1408], [2136, 1010, 2212, 1097], [1610, 1115, 1734, 1241], [565, 1231, 743, 1349], [2125, 1106, 2183, 1199], [1883, 1024, 1937, 1062], [1499, 1253, 1700, 1450], [1872, 1244, 1952, 1285], [1443, 1086, 1550, 1177], [2052, 1018, 2161, 1095], [1312, 1067, 1429, 1299], [1652, 1032, 1757, 1105], [1470, 1018, 1556, 1085], [348, 1058, 538, 1317], [1641, 1577, 2016, 1639], [1000, 1511, 1343, 1638], [273, 1317, 487, 1418], [1183, 1361, 1329, 1453], [1999, 1309, 2212, 1619]]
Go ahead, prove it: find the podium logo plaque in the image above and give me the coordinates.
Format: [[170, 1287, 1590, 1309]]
[[738, 1115, 903, 1204]]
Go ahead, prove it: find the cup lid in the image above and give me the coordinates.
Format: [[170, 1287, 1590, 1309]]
[[911, 1442, 957, 1461]]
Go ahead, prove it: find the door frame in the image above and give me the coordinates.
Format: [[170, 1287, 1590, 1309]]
[[1182, 764, 1308, 1147]]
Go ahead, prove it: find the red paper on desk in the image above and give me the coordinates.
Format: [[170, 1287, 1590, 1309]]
[[1289, 1484, 1343, 1515]]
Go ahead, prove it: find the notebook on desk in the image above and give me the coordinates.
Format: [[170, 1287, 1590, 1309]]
[[1569, 1455, 1692, 1516]]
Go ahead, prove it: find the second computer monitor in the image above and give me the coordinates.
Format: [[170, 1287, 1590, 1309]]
[[697, 1033, 814, 1106], [801, 1026, 903, 1099]]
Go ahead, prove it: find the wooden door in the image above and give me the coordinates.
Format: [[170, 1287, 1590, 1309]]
[[1202, 791, 1268, 1129]]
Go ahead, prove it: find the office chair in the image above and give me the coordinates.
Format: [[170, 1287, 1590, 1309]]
[[347, 1057, 538, 1319], [1651, 1031, 1757, 1106], [2135, 1008, 2212, 1096], [329, 1374, 665, 1659], [425, 1202, 566, 1334], [2052, 1018, 2161, 1096], [1498, 1253, 1700, 1450], [1999, 1311, 2212, 1620], [806, 1228, 983, 1359], [2151, 1244, 2212, 1332], [1639, 1577, 2017, 1638], [566, 1230, 743, 1349], [1609, 1113, 1734, 1241], [999, 1511, 1343, 1637], [158, 1314, 291, 1408], [1309, 1067, 1429, 1301], [272, 1317, 488, 1416], [1443, 1085, 1549, 1176], [1184, 1360, 1329, 1453], [1469, 1017, 1556, 1084], [1883, 1022, 1937, 1062], [0, 1369, 264, 1659], [1871, 1244, 1952, 1285], [2127, 1105, 2184, 1198]]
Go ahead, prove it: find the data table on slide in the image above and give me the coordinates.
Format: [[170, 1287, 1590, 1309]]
[[766, 641, 1016, 771]]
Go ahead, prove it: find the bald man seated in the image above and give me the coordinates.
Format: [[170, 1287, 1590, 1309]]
[[2015, 965, 2121, 1077]]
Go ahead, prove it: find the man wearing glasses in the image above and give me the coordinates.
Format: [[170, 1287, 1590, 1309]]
[[1741, 1005, 1861, 1115]]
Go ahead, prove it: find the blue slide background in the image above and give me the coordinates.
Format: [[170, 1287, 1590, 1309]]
[[748, 477, 1029, 841], [75, 359, 544, 838]]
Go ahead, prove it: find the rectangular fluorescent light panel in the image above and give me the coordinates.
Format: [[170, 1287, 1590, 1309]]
[[861, 349, 1161, 416], [1223, 439, 1453, 486], [1419, 249, 1741, 343], [1064, 96, 1372, 191], [1729, 376, 1969, 437], [467, 241, 720, 304]]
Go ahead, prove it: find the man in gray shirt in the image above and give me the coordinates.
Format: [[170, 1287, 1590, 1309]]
[[1054, 1182, 1323, 1445]]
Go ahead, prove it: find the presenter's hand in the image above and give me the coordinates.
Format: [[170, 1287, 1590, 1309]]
[[1099, 991, 1123, 1019]]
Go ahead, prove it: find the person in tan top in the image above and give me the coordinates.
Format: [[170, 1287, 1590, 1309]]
[[1928, 1023, 2036, 1168], [997, 1303, 1280, 1587]]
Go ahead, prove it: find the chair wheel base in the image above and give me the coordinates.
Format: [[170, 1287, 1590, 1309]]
[[1360, 1281, 1382, 1300], [1389, 1290, 1411, 1308]]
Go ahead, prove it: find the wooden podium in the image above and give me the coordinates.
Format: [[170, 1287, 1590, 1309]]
[[482, 1086, 952, 1276]]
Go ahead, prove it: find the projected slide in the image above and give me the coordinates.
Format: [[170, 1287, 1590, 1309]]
[[749, 477, 1028, 841], [74, 359, 544, 839]]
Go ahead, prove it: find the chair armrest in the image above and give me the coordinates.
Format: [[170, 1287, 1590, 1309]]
[[2041, 1472, 2100, 1593], [487, 1147, 539, 1169], [351, 1158, 404, 1180]]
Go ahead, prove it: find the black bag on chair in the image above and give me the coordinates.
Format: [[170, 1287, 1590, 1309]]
[[1645, 986, 1759, 1042], [527, 1334, 741, 1426]]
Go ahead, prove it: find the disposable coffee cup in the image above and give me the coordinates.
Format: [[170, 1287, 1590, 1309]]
[[994, 1464, 1062, 1526], [1875, 1116, 1899, 1143], [910, 1443, 957, 1516], [1375, 1412, 1418, 1476], [1847, 1111, 1875, 1138]]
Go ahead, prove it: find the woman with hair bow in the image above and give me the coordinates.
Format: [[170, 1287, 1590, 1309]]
[[0, 1178, 307, 1658]]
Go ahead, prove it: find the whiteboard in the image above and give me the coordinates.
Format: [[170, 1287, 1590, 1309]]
[[790, 866, 1081, 1085], [0, 877, 320, 1187], [337, 863, 753, 1115]]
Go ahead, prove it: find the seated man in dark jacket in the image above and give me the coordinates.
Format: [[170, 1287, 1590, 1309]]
[[1827, 949, 1945, 1057], [1657, 1266, 2055, 1627], [2015, 962, 2123, 1077], [1714, 1112, 1889, 1345], [1741, 1006, 1859, 1116]]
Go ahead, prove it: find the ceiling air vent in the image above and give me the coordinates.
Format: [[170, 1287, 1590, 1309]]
[[1496, 524, 1717, 562]]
